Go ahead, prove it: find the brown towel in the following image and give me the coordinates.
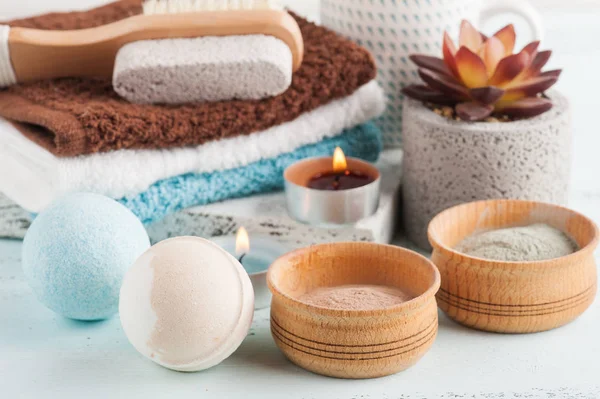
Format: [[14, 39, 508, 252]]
[[0, 0, 376, 157]]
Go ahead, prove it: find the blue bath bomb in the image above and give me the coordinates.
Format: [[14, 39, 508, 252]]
[[22, 193, 150, 320]]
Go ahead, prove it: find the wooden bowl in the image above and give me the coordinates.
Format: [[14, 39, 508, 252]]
[[267, 242, 440, 379], [428, 199, 599, 333]]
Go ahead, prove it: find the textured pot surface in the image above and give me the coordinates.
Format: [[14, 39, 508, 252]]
[[428, 199, 598, 333], [402, 92, 571, 249]]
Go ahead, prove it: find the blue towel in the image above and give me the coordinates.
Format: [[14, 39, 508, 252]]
[[120, 122, 383, 224]]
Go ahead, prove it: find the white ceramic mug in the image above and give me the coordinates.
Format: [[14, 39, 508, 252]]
[[320, 0, 544, 147]]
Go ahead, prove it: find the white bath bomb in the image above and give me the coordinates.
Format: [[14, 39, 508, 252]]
[[119, 236, 254, 372]]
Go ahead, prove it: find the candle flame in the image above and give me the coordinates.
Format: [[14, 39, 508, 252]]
[[235, 226, 250, 257], [332, 147, 347, 173]]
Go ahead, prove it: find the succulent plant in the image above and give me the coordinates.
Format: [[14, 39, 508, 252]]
[[402, 20, 561, 121]]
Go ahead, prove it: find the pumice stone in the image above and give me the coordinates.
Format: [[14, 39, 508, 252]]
[[119, 236, 255, 372]]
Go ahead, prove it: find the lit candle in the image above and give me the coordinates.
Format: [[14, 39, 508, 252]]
[[283, 149, 381, 225], [212, 227, 288, 309], [307, 147, 376, 191], [234, 227, 270, 274]]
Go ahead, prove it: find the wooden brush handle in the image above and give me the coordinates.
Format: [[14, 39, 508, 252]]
[[8, 9, 304, 83]]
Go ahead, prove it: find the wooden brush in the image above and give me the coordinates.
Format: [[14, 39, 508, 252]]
[[0, 0, 304, 102]]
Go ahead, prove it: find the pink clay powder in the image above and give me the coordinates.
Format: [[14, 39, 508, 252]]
[[299, 284, 413, 310]]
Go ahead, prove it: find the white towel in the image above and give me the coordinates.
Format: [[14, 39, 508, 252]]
[[0, 26, 17, 88], [0, 81, 385, 212]]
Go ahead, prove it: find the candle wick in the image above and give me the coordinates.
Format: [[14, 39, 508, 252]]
[[332, 174, 341, 190], [238, 253, 246, 264]]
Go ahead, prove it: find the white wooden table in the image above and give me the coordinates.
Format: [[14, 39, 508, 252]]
[[1, 1, 600, 398]]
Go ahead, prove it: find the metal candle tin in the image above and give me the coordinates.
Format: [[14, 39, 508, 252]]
[[283, 156, 380, 225]]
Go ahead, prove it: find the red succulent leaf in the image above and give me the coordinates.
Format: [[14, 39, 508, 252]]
[[489, 50, 530, 87], [469, 87, 505, 105], [540, 69, 562, 78], [456, 102, 494, 121], [455, 47, 489, 88], [521, 41, 540, 57], [493, 24, 516, 55], [402, 84, 459, 106], [409, 55, 454, 78], [480, 36, 505, 77], [524, 50, 552, 78], [418, 68, 468, 98], [496, 97, 553, 118], [443, 31, 460, 79], [459, 20, 483, 52], [505, 76, 558, 98]]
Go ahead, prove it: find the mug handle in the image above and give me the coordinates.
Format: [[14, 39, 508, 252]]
[[479, 0, 544, 42]]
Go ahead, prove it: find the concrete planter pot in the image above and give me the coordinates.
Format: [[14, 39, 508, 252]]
[[402, 91, 572, 249]]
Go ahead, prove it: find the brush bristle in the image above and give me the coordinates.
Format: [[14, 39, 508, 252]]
[[143, 0, 282, 14]]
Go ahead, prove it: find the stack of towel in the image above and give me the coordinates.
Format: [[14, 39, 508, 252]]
[[0, 0, 386, 225]]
